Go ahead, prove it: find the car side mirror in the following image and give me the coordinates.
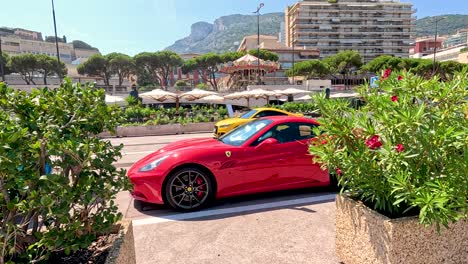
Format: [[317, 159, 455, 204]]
[[256, 138, 278, 150]]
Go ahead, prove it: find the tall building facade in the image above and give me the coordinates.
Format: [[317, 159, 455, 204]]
[[1, 27, 99, 64], [285, 0, 415, 62]]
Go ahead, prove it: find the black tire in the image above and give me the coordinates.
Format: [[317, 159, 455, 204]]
[[164, 168, 215, 211]]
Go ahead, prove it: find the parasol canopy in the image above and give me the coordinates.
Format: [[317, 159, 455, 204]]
[[197, 94, 225, 104], [105, 95, 125, 105], [295, 94, 313, 101], [179, 89, 219, 101], [274, 88, 309, 96], [140, 89, 178, 102]]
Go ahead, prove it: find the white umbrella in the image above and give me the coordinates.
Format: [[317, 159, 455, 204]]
[[296, 95, 312, 101], [225, 89, 276, 107], [330, 92, 360, 98], [197, 94, 225, 104], [105, 95, 125, 105], [140, 89, 178, 102], [274, 88, 309, 96], [179, 89, 219, 101]]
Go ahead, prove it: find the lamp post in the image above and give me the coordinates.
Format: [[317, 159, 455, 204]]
[[0, 35, 5, 82], [51, 0, 62, 80], [254, 3, 264, 85], [432, 17, 445, 75]]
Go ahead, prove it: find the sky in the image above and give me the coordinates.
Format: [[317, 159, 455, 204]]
[[2, 0, 467, 55]]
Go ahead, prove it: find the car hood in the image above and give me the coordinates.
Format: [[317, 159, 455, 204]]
[[215, 118, 249, 127], [158, 138, 224, 153], [128, 138, 225, 175]]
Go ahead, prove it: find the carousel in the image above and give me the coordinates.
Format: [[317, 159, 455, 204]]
[[219, 54, 279, 91]]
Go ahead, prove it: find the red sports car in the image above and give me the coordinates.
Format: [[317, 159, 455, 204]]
[[127, 116, 330, 211]]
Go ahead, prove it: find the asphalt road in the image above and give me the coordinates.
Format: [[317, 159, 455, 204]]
[[109, 133, 339, 264]]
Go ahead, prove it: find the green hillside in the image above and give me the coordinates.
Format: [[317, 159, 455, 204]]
[[415, 14, 468, 36]]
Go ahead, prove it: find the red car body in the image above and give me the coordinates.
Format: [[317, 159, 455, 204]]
[[127, 116, 329, 208]]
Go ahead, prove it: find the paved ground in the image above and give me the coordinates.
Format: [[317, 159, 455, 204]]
[[109, 133, 339, 264]]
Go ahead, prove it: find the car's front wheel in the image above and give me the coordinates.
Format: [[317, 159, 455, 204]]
[[164, 168, 214, 211]]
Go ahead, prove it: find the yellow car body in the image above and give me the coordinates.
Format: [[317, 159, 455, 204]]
[[214, 108, 303, 137]]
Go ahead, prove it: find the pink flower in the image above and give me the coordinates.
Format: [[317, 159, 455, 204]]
[[336, 168, 342, 176], [395, 144, 405, 153], [398, 75, 403, 81], [365, 135, 383, 150], [391, 95, 398, 102], [382, 69, 392, 80]]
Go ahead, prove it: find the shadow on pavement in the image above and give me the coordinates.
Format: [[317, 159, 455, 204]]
[[133, 187, 337, 221]]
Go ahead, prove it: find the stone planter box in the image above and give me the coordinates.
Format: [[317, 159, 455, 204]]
[[105, 220, 136, 264], [99, 122, 215, 138], [335, 195, 468, 264]]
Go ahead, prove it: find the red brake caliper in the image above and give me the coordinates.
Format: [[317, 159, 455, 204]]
[[196, 178, 205, 198]]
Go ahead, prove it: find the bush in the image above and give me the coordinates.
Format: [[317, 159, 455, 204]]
[[175, 80, 188, 87], [309, 69, 468, 229], [273, 102, 319, 115], [196, 83, 209, 90], [0, 79, 129, 262], [123, 105, 227, 126]]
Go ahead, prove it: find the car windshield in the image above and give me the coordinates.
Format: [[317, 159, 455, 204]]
[[220, 119, 272, 146], [240, 109, 258, 119]]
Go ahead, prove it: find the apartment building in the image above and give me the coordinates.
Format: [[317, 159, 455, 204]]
[[443, 28, 468, 48], [409, 37, 444, 58], [285, 0, 415, 62], [1, 27, 99, 64]]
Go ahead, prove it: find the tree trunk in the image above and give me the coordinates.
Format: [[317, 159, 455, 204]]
[[211, 72, 218, 91], [43, 70, 48, 85], [118, 72, 123, 87], [103, 73, 110, 87], [29, 72, 36, 85], [23, 74, 30, 85]]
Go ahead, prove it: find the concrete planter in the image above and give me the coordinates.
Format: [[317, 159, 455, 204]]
[[99, 122, 215, 138], [335, 195, 468, 264], [105, 220, 136, 264], [182, 122, 215, 134]]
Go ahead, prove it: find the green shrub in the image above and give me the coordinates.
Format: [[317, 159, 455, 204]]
[[122, 104, 227, 126], [309, 69, 468, 229], [175, 80, 188, 87], [274, 102, 318, 115], [0, 79, 129, 262], [196, 83, 209, 90]]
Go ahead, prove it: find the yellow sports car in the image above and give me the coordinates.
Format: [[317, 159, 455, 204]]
[[214, 107, 303, 137]]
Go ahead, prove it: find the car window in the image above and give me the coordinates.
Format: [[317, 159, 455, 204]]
[[254, 110, 288, 118], [297, 123, 317, 140], [220, 119, 272, 146], [240, 109, 257, 119], [251, 122, 318, 146]]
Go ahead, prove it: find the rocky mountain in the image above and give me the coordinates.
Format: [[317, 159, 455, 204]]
[[166, 13, 468, 54], [165, 13, 285, 54]]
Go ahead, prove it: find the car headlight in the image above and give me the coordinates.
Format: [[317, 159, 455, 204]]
[[138, 155, 169, 172], [219, 124, 231, 128]]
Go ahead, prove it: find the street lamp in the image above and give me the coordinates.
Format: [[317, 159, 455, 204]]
[[254, 3, 264, 85], [51, 0, 62, 80], [432, 17, 445, 74]]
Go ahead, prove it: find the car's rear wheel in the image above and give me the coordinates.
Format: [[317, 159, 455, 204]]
[[164, 168, 214, 211]]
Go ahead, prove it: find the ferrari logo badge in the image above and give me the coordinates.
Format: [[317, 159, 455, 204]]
[[225, 151, 231, 158]]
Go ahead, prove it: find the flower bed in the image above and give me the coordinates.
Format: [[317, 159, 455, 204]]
[[309, 69, 468, 227]]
